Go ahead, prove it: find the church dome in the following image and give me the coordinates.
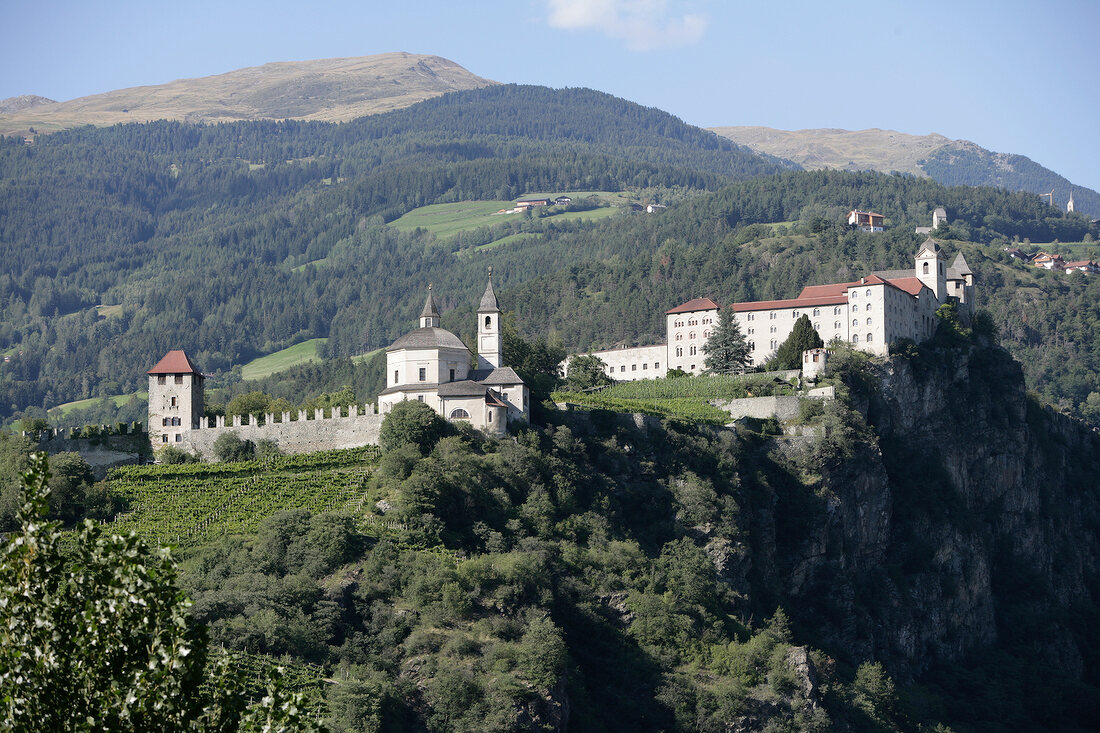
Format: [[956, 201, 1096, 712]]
[[386, 326, 469, 352]]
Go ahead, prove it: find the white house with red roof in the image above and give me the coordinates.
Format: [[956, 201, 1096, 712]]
[[571, 240, 975, 379]]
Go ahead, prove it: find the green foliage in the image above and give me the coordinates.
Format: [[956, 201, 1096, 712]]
[[564, 353, 613, 391], [771, 314, 824, 370], [379, 400, 449, 455], [0, 453, 326, 731], [703, 305, 751, 374], [214, 431, 256, 462], [159, 445, 200, 464]]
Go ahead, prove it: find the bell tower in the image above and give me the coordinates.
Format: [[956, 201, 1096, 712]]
[[477, 268, 502, 370], [916, 238, 946, 302]]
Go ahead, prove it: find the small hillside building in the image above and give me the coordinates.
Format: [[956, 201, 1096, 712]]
[[377, 275, 529, 434], [848, 210, 885, 232]]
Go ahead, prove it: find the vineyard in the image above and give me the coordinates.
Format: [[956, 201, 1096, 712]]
[[105, 447, 381, 548], [552, 373, 798, 424], [215, 649, 328, 715]]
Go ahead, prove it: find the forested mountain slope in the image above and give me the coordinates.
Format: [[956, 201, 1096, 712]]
[[0, 53, 496, 134], [711, 126, 1100, 217], [0, 85, 786, 418], [1, 89, 1096, 426]]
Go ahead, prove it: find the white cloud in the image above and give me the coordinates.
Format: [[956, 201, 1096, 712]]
[[547, 0, 708, 51]]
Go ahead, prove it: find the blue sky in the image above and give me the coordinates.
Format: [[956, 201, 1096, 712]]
[[5, 0, 1098, 192]]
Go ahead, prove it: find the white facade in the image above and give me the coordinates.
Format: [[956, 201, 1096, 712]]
[[377, 277, 529, 435], [568, 241, 973, 374]]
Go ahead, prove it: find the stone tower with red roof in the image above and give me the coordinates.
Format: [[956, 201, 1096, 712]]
[[147, 349, 204, 449]]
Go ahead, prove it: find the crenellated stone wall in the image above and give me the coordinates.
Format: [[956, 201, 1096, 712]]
[[179, 405, 384, 459]]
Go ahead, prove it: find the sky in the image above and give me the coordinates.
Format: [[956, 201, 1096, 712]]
[[4, 0, 1098, 191]]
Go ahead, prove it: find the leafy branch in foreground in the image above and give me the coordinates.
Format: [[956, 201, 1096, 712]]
[[0, 452, 326, 732]]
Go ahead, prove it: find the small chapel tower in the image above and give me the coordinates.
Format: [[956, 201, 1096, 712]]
[[420, 284, 440, 328], [1068, 191, 1076, 213], [477, 268, 502, 370], [916, 238, 946, 302]]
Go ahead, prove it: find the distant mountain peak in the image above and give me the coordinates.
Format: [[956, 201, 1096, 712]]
[[0, 53, 495, 135], [0, 95, 56, 114], [709, 125, 1099, 217]]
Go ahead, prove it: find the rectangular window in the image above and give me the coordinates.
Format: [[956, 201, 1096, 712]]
[[417, 395, 424, 402], [393, 370, 399, 384], [157, 376, 166, 385], [174, 375, 183, 384], [654, 362, 660, 369], [170, 396, 177, 407], [175, 434, 182, 442], [620, 365, 626, 372], [449, 369, 455, 382], [631, 364, 637, 371], [642, 363, 648, 370], [162, 435, 168, 443], [418, 368, 426, 382]]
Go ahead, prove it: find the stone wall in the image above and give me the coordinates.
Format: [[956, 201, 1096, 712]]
[[180, 410, 384, 459], [27, 432, 150, 478]]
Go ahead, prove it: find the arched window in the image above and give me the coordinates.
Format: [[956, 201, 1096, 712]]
[[851, 291, 858, 298], [449, 408, 471, 420], [813, 308, 820, 316], [689, 332, 695, 340], [852, 304, 859, 312], [852, 334, 859, 343], [867, 333, 873, 342], [866, 303, 872, 311], [834, 307, 841, 315], [676, 346, 683, 357], [748, 341, 755, 351], [852, 319, 859, 327], [484, 315, 492, 328], [834, 321, 840, 329], [923, 262, 929, 274], [703, 330, 710, 338], [865, 289, 872, 297], [866, 317, 872, 325]]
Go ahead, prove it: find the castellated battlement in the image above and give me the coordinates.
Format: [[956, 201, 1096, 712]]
[[180, 405, 385, 459]]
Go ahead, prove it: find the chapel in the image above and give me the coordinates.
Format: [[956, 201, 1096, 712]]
[[376, 273, 529, 434]]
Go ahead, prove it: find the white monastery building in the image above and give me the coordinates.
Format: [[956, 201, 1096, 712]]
[[578, 239, 974, 380]]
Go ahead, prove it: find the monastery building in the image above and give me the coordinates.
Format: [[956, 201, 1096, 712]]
[[583, 239, 974, 380]]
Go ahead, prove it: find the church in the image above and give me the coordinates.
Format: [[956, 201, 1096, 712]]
[[377, 273, 530, 434]]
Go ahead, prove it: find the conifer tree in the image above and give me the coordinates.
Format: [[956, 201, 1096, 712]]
[[771, 315, 824, 370], [703, 306, 751, 374]]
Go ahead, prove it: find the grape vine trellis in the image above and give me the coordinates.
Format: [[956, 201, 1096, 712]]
[[105, 447, 381, 548]]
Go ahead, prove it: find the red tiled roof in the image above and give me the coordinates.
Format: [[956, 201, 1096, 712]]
[[731, 294, 847, 312], [885, 277, 927, 296], [666, 297, 719, 314], [1065, 260, 1095, 268], [147, 349, 202, 375]]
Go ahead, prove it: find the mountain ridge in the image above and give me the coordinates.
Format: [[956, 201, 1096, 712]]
[[0, 52, 496, 135], [710, 125, 1100, 217]]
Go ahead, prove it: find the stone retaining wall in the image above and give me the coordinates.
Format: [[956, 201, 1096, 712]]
[[180, 413, 384, 459]]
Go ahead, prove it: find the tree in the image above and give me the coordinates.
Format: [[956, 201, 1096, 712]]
[[0, 453, 326, 731], [565, 354, 613, 391], [703, 306, 751, 374], [379, 400, 448, 455], [771, 315, 824, 370], [213, 431, 256, 462]]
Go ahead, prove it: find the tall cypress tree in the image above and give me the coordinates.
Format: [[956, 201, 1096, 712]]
[[772, 315, 824, 370], [703, 306, 751, 374]]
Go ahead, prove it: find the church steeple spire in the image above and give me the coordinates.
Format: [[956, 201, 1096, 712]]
[[477, 267, 502, 369], [420, 284, 440, 328]]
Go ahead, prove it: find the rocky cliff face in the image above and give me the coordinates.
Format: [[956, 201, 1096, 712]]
[[741, 345, 1100, 681]]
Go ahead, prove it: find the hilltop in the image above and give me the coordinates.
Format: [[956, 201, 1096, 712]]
[[710, 125, 1100, 217], [0, 52, 495, 135]]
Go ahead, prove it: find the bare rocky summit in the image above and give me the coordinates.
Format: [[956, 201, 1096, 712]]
[[0, 52, 496, 135], [0, 94, 56, 114]]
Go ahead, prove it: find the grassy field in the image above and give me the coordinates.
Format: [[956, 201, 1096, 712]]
[[95, 304, 124, 318], [388, 200, 517, 238], [351, 347, 383, 364], [390, 193, 629, 241], [552, 373, 795, 425], [50, 392, 148, 416], [240, 338, 326, 380]]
